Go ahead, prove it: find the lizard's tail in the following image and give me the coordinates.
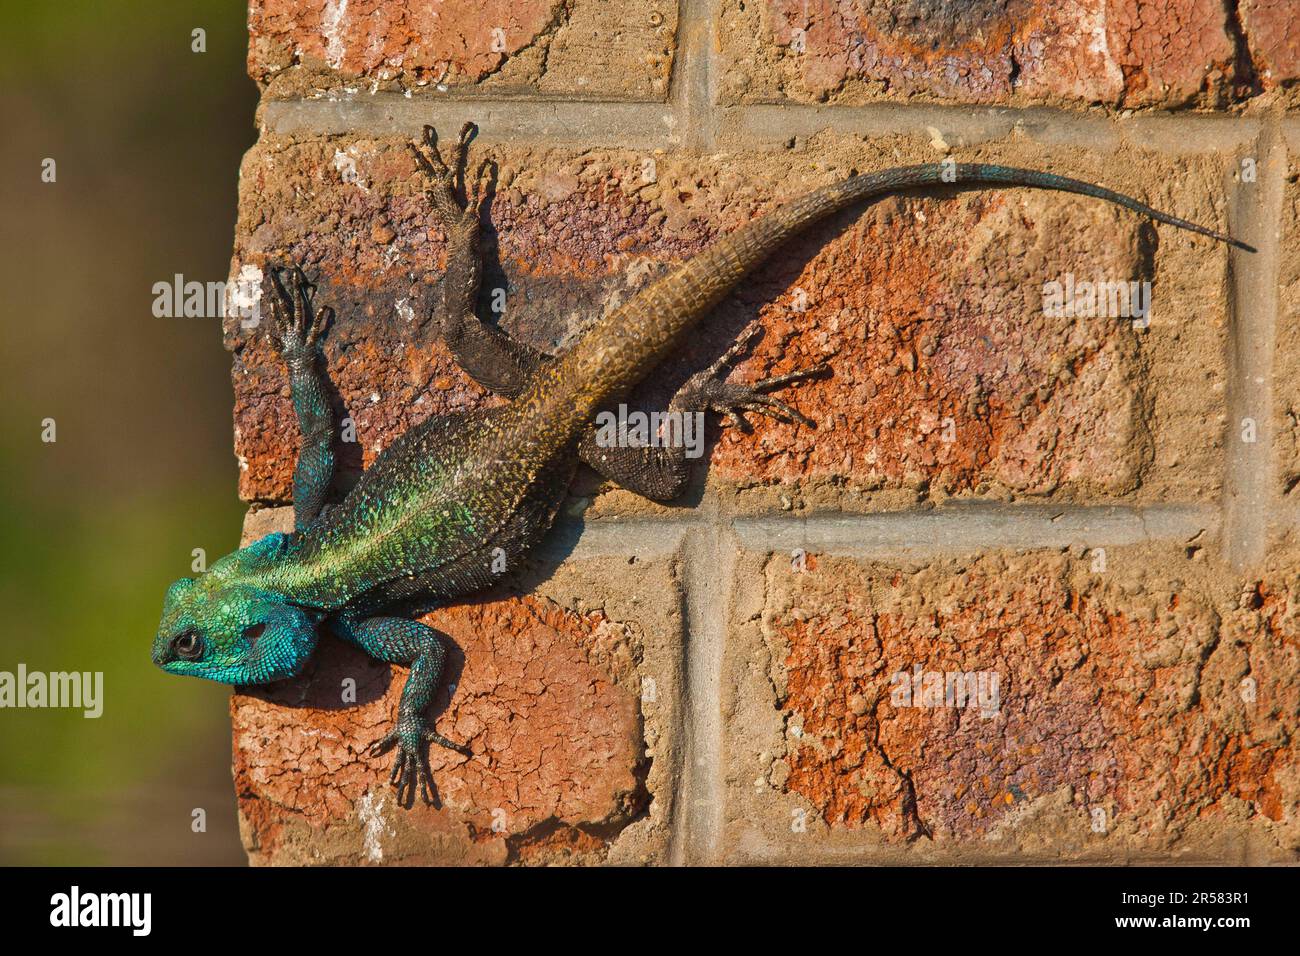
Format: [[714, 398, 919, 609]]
[[503, 163, 1252, 450]]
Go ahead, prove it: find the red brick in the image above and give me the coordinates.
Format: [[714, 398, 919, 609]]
[[232, 516, 649, 865], [706, 190, 1153, 497], [226, 134, 717, 503], [723, 547, 1298, 858], [228, 134, 1231, 507], [1242, 0, 1300, 86], [719, 0, 1241, 108], [1104, 0, 1238, 106], [247, 0, 677, 99]]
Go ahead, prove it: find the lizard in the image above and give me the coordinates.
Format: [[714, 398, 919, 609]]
[[153, 122, 1253, 805]]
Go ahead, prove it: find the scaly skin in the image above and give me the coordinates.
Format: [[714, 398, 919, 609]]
[[154, 122, 1252, 805]]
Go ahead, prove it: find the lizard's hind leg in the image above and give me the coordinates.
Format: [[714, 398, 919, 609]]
[[414, 122, 549, 398], [672, 324, 829, 431], [577, 324, 828, 501]]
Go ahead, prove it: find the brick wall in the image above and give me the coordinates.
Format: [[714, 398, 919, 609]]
[[226, 0, 1298, 864]]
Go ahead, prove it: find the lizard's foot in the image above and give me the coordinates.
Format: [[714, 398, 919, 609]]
[[266, 264, 332, 368], [411, 121, 491, 231], [680, 324, 830, 431], [369, 716, 471, 807]]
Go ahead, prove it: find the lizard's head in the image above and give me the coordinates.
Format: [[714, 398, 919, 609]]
[[152, 532, 322, 685]]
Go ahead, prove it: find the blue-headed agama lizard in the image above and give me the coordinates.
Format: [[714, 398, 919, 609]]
[[154, 122, 1253, 805]]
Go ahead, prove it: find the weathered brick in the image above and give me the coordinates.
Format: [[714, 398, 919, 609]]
[[232, 508, 680, 865], [1242, 0, 1300, 87], [722, 544, 1298, 861], [247, 0, 677, 100], [702, 179, 1230, 504], [227, 132, 1232, 511], [718, 0, 1243, 109]]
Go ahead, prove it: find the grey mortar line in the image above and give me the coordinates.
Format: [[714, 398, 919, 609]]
[[668, 504, 732, 864], [1224, 116, 1284, 570], [260, 93, 1263, 155], [539, 503, 1219, 559], [671, 0, 717, 153], [725, 836, 1251, 866], [669, 0, 724, 865], [260, 97, 679, 149], [731, 503, 1219, 557], [719, 104, 1259, 154], [533, 517, 687, 561]]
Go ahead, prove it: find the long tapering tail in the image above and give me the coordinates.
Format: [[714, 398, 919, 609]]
[[503, 162, 1253, 453]]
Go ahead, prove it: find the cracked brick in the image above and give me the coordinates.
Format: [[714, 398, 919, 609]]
[[247, 0, 677, 100], [722, 545, 1298, 861], [719, 0, 1247, 108], [232, 509, 654, 865], [1241, 0, 1300, 87]]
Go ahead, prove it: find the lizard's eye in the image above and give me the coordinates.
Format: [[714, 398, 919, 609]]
[[172, 630, 204, 661]]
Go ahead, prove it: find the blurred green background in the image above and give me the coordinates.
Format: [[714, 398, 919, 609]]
[[0, 1, 256, 863]]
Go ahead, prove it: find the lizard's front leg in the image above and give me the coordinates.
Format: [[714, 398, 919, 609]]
[[578, 324, 829, 500], [266, 265, 335, 530], [331, 610, 471, 805]]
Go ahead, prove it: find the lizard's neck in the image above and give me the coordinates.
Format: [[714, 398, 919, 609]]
[[239, 533, 363, 612]]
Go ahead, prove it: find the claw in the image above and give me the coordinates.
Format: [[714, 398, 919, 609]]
[[741, 395, 816, 427], [457, 120, 475, 147], [412, 121, 488, 226], [367, 722, 468, 806], [369, 728, 398, 758], [425, 728, 473, 757], [263, 263, 330, 367], [417, 123, 451, 177], [307, 305, 333, 348], [410, 140, 441, 179], [389, 753, 404, 787], [384, 745, 435, 806], [293, 265, 313, 327], [724, 409, 750, 432], [705, 323, 764, 378], [750, 362, 830, 392], [268, 267, 294, 328], [417, 751, 435, 805], [468, 158, 493, 215]]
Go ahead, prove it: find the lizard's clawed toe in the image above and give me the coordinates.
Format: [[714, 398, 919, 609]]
[[265, 263, 331, 366], [372, 736, 433, 806], [368, 722, 464, 806], [412, 121, 490, 225], [368, 729, 398, 759], [683, 326, 831, 432], [424, 727, 472, 757]]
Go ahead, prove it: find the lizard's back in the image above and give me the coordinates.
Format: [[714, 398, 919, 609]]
[[287, 405, 577, 609]]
